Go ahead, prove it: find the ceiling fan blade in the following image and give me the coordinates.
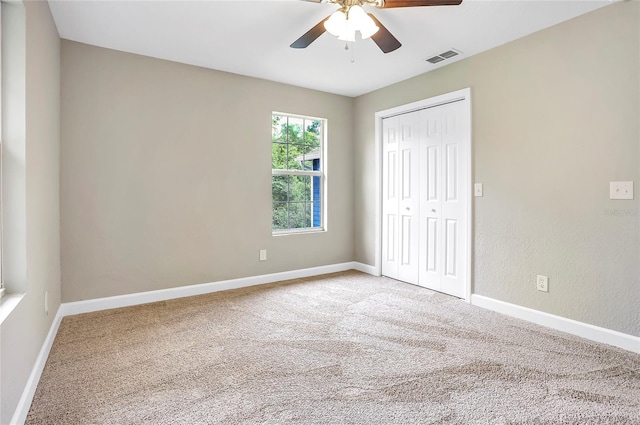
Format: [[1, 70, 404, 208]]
[[290, 17, 329, 49], [368, 14, 402, 54], [379, 0, 462, 8]]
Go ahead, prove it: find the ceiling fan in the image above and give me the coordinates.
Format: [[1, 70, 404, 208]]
[[291, 0, 463, 54]]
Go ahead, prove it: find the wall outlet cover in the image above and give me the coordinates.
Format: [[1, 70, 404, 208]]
[[536, 275, 549, 292], [609, 181, 633, 200]]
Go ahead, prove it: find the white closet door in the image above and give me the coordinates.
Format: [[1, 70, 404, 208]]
[[439, 101, 467, 298], [381, 115, 399, 280], [383, 101, 467, 298], [418, 101, 467, 297], [382, 111, 421, 284], [419, 106, 443, 290]]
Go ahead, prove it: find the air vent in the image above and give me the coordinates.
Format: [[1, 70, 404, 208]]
[[426, 56, 445, 64], [426, 49, 461, 64]]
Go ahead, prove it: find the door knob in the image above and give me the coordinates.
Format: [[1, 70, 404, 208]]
[[431, 209, 436, 213], [406, 207, 410, 211]]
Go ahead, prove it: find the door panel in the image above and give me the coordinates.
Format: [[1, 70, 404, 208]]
[[386, 214, 396, 263], [426, 146, 438, 201], [426, 218, 438, 272], [397, 111, 420, 285], [419, 106, 443, 290], [382, 116, 399, 279], [401, 149, 412, 200], [444, 219, 457, 277], [445, 144, 458, 202]]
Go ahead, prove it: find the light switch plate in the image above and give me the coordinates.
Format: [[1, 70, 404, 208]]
[[610, 181, 633, 200], [474, 183, 483, 197]]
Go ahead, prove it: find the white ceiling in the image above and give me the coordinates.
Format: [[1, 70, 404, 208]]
[[48, 0, 614, 97]]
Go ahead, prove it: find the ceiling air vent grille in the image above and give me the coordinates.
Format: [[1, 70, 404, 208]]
[[426, 49, 461, 64]]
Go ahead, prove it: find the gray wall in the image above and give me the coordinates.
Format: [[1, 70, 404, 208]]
[[60, 41, 354, 302], [0, 1, 61, 423], [354, 1, 639, 336]]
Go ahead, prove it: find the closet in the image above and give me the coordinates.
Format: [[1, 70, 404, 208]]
[[381, 100, 468, 298]]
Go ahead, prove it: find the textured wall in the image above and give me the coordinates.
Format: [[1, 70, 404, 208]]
[[1, 1, 61, 423], [60, 41, 354, 302], [353, 2, 639, 336]]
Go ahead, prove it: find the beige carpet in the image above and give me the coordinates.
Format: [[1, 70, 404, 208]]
[[27, 271, 640, 424]]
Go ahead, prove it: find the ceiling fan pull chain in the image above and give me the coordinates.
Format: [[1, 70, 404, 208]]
[[344, 41, 356, 63]]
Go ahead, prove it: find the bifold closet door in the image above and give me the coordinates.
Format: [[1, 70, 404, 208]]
[[419, 101, 467, 298], [381, 110, 421, 285]]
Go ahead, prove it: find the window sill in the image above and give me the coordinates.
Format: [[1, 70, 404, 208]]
[[273, 228, 326, 236], [0, 291, 26, 326]]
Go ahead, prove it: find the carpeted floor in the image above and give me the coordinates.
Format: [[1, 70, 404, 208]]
[[27, 271, 640, 424]]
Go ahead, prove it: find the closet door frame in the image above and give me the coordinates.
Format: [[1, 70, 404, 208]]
[[373, 88, 473, 302]]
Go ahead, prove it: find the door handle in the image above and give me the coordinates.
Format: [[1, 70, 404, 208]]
[[431, 209, 436, 213], [406, 207, 410, 211]]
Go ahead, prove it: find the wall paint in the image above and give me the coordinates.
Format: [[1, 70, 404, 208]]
[[60, 41, 354, 302], [354, 1, 639, 336], [0, 1, 61, 423]]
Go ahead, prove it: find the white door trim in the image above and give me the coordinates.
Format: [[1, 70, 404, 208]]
[[374, 87, 473, 302]]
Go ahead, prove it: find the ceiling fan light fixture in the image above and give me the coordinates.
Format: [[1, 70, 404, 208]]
[[324, 10, 347, 37], [324, 5, 380, 42], [337, 27, 356, 42], [347, 5, 367, 24], [348, 5, 379, 39], [359, 18, 379, 39]]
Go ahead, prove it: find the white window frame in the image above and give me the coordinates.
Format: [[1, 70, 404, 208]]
[[271, 112, 326, 235]]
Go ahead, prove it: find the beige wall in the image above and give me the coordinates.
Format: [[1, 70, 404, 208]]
[[354, 1, 639, 336], [60, 41, 354, 302], [1, 0, 61, 423]]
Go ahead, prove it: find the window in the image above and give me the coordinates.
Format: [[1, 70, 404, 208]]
[[272, 113, 325, 233]]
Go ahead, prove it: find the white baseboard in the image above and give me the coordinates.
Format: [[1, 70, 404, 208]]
[[471, 294, 640, 354], [352, 261, 378, 276], [60, 262, 371, 317], [10, 307, 64, 425]]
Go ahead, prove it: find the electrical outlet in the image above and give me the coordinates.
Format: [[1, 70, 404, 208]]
[[536, 275, 549, 292], [609, 181, 633, 200], [259, 249, 267, 261]]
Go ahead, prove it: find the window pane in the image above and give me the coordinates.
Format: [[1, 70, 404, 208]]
[[272, 115, 285, 140], [287, 148, 304, 170], [305, 120, 322, 148], [288, 175, 311, 203], [287, 117, 305, 146], [272, 175, 289, 202], [272, 142, 287, 169], [287, 202, 310, 229], [300, 145, 320, 171], [272, 202, 289, 230]]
